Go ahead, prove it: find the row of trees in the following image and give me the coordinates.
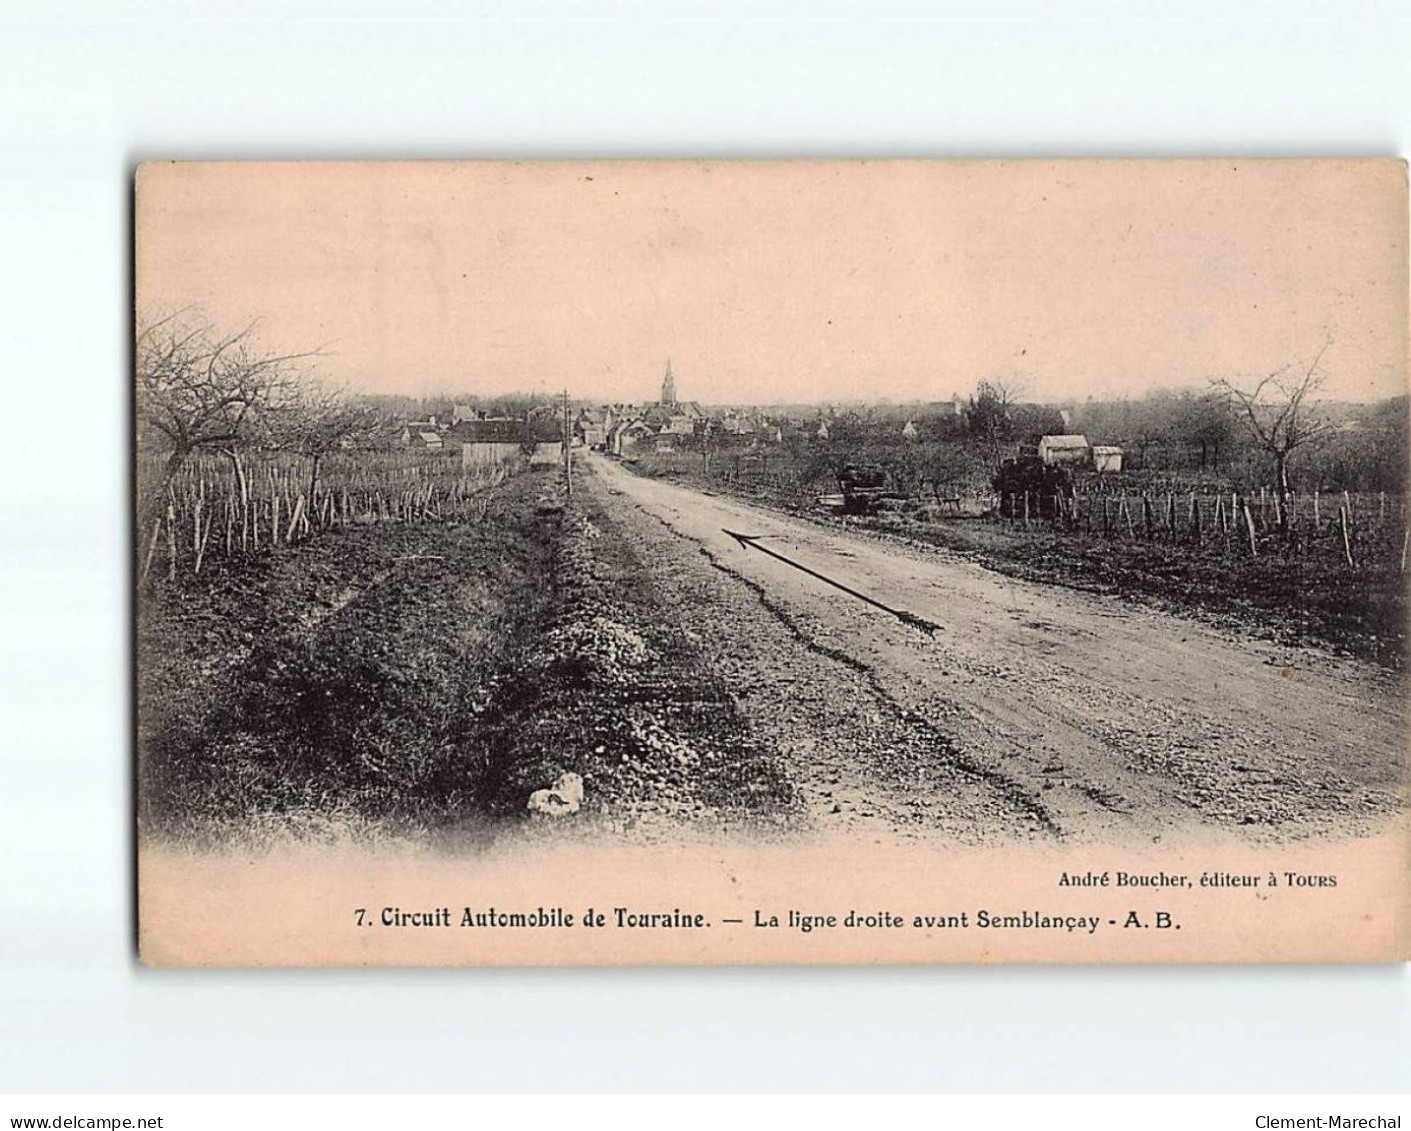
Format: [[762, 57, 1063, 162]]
[[140, 316, 1404, 508], [965, 349, 1406, 502], [696, 353, 1404, 504]]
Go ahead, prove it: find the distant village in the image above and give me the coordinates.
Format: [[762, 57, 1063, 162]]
[[389, 360, 1125, 473]]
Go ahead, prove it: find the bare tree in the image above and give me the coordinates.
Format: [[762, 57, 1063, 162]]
[[1212, 343, 1334, 506], [136, 312, 319, 493], [966, 378, 1022, 468], [267, 380, 376, 500]]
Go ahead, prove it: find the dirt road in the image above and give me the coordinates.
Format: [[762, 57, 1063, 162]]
[[586, 453, 1406, 843]]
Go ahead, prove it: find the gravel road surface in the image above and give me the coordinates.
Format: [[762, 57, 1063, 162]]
[[587, 452, 1406, 843]]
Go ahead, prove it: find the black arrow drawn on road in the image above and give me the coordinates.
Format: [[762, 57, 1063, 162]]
[[722, 529, 940, 636]]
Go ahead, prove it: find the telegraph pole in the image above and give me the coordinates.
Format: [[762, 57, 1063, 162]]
[[562, 388, 573, 497]]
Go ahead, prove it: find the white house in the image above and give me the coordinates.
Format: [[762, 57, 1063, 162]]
[[1037, 434, 1090, 465]]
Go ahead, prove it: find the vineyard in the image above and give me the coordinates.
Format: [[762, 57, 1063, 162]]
[[137, 450, 509, 583], [990, 482, 1407, 570], [626, 446, 1408, 666]]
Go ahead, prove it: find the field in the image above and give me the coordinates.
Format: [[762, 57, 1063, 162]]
[[136, 458, 796, 845], [136, 446, 1407, 849], [629, 445, 1409, 668], [137, 448, 507, 581]]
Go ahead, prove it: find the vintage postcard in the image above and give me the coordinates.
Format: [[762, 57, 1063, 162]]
[[135, 159, 1409, 965]]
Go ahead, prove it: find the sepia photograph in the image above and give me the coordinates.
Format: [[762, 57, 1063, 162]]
[[133, 159, 1409, 966], [9, 0, 1411, 1116]]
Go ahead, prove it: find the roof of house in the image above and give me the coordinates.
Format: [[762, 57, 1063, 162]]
[[451, 419, 524, 443], [1091, 445, 1123, 455], [1039, 434, 1090, 449], [416, 431, 442, 444], [451, 419, 562, 444]]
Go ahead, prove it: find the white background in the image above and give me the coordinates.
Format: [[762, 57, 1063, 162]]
[[1, 0, 1408, 1095]]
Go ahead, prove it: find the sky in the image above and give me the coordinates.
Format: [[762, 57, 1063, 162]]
[[136, 159, 1408, 405]]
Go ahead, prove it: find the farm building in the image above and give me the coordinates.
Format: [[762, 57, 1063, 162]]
[[456, 419, 562, 467], [1091, 445, 1124, 473], [610, 419, 654, 455], [400, 424, 444, 451], [457, 419, 525, 466], [1037, 434, 1090, 465], [576, 407, 608, 449]]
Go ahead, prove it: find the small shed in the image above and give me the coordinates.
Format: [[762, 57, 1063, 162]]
[[1091, 445, 1124, 473], [1037, 434, 1089, 466], [458, 419, 525, 466], [401, 426, 444, 451], [457, 419, 559, 467]]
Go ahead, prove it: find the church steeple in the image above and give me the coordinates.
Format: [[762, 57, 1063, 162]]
[[660, 358, 677, 407]]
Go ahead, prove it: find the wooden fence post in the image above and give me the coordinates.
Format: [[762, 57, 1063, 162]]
[[1242, 502, 1258, 557], [165, 500, 177, 580], [194, 509, 211, 574], [141, 518, 163, 582]]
